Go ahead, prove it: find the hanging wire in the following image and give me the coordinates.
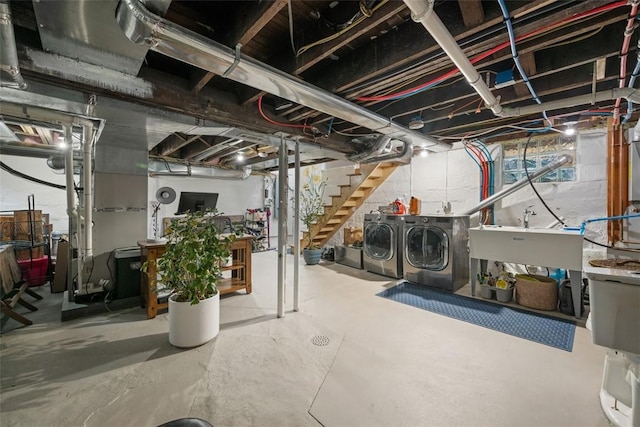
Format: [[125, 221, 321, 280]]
[[356, 1, 627, 102]]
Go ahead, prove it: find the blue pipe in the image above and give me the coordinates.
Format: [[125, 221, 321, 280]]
[[579, 213, 640, 234], [622, 57, 640, 123], [497, 0, 551, 130]]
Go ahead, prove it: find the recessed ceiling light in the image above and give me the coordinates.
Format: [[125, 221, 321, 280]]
[[409, 116, 424, 130]]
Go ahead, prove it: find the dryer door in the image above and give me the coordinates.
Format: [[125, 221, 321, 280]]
[[364, 223, 395, 261], [405, 226, 449, 270]]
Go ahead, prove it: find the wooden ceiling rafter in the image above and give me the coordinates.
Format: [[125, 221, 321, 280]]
[[191, 0, 288, 94], [284, 8, 627, 126]]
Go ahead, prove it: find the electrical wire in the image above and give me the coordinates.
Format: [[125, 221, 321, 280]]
[[497, 0, 550, 129], [287, 0, 297, 56], [612, 2, 639, 123], [296, 0, 389, 56], [356, 1, 628, 102], [345, 0, 572, 95], [257, 96, 314, 130], [523, 133, 639, 252]]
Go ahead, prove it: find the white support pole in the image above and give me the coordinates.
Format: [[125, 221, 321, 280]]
[[64, 125, 76, 302], [277, 138, 287, 318], [293, 141, 300, 311]]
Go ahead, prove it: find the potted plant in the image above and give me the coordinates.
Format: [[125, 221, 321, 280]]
[[143, 209, 234, 348], [298, 170, 326, 265]]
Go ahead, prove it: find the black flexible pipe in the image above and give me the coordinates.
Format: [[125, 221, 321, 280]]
[[523, 134, 638, 253], [0, 160, 67, 190]]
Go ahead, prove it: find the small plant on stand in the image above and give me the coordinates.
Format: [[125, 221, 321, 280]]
[[298, 168, 326, 265]]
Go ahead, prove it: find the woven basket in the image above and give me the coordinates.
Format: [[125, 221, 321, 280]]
[[515, 274, 558, 311]]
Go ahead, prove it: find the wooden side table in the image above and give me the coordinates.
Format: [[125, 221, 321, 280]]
[[137, 235, 253, 319]]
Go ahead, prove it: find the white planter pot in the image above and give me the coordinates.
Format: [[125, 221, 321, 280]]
[[168, 292, 220, 348]]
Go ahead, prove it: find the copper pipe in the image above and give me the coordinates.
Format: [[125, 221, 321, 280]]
[[607, 119, 627, 244]]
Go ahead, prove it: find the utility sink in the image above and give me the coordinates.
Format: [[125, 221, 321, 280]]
[[468, 225, 583, 270], [468, 225, 585, 317]]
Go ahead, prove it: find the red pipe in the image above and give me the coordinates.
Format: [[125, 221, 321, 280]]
[[613, 2, 639, 124], [358, 1, 628, 102]]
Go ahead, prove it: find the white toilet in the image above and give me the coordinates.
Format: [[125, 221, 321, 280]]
[[585, 265, 640, 427]]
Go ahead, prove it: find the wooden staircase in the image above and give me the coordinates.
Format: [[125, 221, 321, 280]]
[[301, 162, 399, 248]]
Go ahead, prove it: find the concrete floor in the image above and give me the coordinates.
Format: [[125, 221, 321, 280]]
[[1, 251, 610, 427]]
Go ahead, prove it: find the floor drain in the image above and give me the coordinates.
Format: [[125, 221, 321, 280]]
[[311, 335, 330, 346]]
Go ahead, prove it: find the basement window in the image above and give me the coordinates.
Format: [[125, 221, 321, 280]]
[[502, 135, 576, 185]]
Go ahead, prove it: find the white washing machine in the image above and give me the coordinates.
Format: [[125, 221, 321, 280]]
[[403, 215, 470, 291], [363, 213, 405, 278]]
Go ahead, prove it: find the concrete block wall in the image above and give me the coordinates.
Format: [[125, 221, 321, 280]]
[[325, 130, 608, 256]]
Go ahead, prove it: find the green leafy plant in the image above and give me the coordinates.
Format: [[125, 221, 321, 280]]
[[142, 209, 234, 305], [298, 171, 326, 249]]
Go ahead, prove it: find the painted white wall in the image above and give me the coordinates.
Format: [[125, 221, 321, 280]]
[[147, 174, 265, 238], [0, 155, 70, 232], [324, 130, 608, 257]]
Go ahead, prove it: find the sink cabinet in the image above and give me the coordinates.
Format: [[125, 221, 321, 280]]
[[468, 226, 584, 318]]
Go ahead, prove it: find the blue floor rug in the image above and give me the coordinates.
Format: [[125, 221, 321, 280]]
[[377, 282, 575, 352]]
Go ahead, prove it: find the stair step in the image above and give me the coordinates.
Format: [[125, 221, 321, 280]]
[[327, 219, 341, 224]]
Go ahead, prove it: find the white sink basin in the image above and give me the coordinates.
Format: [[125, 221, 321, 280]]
[[468, 225, 585, 317], [468, 225, 583, 270]]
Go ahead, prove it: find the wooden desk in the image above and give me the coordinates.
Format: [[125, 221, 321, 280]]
[[137, 235, 253, 319]]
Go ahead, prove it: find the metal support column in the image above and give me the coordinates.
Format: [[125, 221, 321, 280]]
[[277, 138, 287, 318], [64, 125, 76, 302], [293, 141, 300, 311]]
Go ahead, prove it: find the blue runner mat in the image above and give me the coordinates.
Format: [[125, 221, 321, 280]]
[[377, 282, 575, 352]]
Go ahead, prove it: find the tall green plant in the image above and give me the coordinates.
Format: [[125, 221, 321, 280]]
[[143, 210, 234, 305], [298, 173, 326, 249]]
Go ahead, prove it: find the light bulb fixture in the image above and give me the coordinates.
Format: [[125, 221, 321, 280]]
[[564, 125, 575, 136], [419, 148, 429, 158], [257, 151, 268, 158], [237, 152, 244, 161]]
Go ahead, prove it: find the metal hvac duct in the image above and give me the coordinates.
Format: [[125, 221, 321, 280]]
[[348, 135, 414, 164], [0, 138, 68, 158], [463, 154, 573, 216], [115, 0, 450, 155], [148, 159, 252, 180], [0, 0, 27, 90]]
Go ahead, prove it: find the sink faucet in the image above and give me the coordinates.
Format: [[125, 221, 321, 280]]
[[523, 206, 536, 228]]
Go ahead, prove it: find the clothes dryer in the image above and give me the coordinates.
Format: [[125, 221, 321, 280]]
[[363, 213, 405, 278], [403, 215, 470, 291]]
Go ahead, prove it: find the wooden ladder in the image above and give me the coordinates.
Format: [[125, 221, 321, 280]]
[[301, 162, 399, 249]]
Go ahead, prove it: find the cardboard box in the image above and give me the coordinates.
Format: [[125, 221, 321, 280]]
[[344, 227, 363, 246]]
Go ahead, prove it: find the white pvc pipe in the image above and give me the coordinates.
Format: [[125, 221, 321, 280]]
[[403, 0, 503, 116], [64, 126, 77, 301], [82, 124, 94, 259], [293, 141, 300, 312]]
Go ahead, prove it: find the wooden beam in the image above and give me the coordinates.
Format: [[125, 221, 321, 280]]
[[295, 1, 407, 74], [513, 51, 537, 98], [191, 0, 287, 94], [458, 0, 484, 28], [158, 134, 201, 157]]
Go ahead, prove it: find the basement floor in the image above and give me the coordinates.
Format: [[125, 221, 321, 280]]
[[1, 251, 610, 427]]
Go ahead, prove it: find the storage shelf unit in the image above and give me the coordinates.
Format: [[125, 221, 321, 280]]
[[138, 235, 252, 319], [245, 209, 268, 252]]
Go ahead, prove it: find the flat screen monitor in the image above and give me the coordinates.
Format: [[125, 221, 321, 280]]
[[175, 192, 219, 215]]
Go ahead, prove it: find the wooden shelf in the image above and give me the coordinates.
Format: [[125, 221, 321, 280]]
[[138, 235, 253, 319]]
